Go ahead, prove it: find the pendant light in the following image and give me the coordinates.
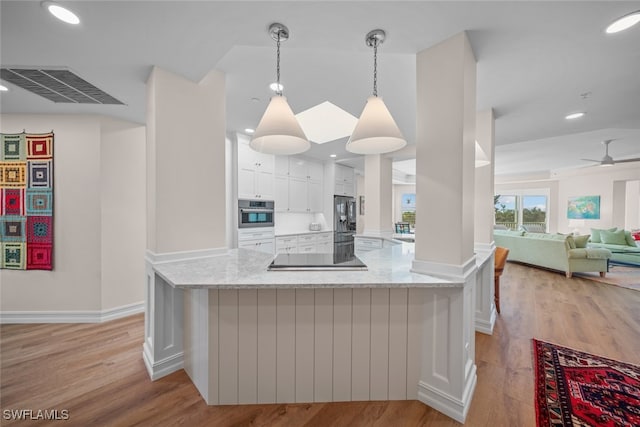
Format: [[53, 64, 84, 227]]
[[250, 23, 310, 155], [346, 29, 406, 155]]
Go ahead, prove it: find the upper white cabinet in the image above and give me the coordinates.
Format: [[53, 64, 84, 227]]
[[334, 164, 355, 197], [238, 139, 274, 200], [274, 156, 324, 213]]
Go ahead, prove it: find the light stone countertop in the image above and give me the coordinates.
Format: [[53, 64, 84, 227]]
[[152, 243, 459, 289], [275, 230, 333, 237]]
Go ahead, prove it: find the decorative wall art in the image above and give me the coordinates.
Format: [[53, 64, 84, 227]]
[[567, 195, 600, 220], [1, 132, 54, 270]]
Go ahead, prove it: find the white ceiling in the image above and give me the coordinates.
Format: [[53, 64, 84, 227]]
[[1, 1, 639, 177]]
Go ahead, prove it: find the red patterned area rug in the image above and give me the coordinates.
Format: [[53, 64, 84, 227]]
[[533, 339, 640, 427]]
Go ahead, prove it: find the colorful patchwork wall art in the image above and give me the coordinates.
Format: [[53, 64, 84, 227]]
[[0, 132, 54, 270]]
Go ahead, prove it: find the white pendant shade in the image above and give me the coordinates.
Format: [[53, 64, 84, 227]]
[[346, 96, 406, 154], [250, 95, 310, 155], [475, 141, 490, 167]]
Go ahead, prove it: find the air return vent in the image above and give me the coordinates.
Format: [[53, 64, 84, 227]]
[[0, 68, 123, 105]]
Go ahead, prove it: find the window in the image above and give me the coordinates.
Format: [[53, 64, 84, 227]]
[[495, 194, 547, 232], [495, 195, 517, 229], [401, 193, 416, 227]]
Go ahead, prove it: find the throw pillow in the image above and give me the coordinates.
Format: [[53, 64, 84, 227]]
[[560, 234, 576, 249], [600, 229, 627, 245], [590, 227, 617, 243], [624, 230, 637, 247], [573, 234, 590, 248]]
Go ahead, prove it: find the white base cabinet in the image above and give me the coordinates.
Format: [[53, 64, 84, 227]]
[[238, 228, 275, 255], [275, 232, 333, 254]]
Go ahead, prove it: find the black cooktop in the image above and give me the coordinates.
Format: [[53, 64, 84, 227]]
[[268, 253, 367, 271]]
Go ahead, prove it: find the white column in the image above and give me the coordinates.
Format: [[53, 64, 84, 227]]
[[363, 154, 393, 237], [412, 32, 477, 423], [474, 109, 497, 334], [143, 67, 227, 383]]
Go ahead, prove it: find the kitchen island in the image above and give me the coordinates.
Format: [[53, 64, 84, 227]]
[[144, 243, 477, 423]]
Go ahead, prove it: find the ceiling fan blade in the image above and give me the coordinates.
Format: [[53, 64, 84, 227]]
[[614, 157, 640, 164], [580, 158, 601, 162]]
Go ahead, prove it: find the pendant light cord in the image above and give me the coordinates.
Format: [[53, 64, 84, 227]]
[[276, 32, 282, 96], [373, 39, 378, 97]]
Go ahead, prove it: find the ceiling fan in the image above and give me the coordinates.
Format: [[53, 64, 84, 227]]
[[581, 139, 640, 166]]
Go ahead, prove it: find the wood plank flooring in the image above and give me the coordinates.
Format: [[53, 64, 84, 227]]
[[2, 262, 639, 426]]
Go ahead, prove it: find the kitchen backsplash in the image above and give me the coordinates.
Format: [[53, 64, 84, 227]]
[[275, 212, 329, 234]]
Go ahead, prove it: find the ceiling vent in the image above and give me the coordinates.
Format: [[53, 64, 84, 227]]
[[0, 68, 123, 105]]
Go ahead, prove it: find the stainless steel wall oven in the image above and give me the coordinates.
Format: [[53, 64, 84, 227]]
[[238, 199, 275, 228]]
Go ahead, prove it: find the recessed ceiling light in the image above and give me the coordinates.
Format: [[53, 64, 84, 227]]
[[606, 10, 640, 34], [42, 1, 80, 25], [269, 82, 283, 92], [330, 154, 337, 158], [244, 128, 255, 134], [565, 112, 585, 120], [0, 84, 8, 92]]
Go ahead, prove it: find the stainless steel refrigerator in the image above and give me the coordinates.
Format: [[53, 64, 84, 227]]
[[334, 195, 356, 258]]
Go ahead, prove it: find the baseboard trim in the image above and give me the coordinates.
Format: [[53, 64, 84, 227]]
[[417, 365, 477, 423], [475, 312, 496, 335], [143, 342, 184, 380], [0, 301, 144, 324]]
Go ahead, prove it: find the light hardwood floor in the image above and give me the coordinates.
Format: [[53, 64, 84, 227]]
[[2, 262, 639, 426]]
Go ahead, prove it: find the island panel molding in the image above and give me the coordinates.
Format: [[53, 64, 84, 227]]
[[146, 244, 478, 423]]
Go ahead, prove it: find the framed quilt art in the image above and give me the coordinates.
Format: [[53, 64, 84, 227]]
[[0, 132, 54, 270]]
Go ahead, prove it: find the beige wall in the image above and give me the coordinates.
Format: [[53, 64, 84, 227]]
[[146, 68, 226, 254], [101, 122, 146, 310], [0, 114, 145, 312]]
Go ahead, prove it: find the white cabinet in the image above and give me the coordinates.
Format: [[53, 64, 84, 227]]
[[288, 177, 308, 212], [238, 140, 274, 200], [316, 232, 333, 253], [307, 180, 323, 213], [307, 162, 324, 181], [276, 235, 298, 254], [238, 228, 275, 255], [238, 239, 274, 254], [334, 164, 355, 197], [275, 231, 333, 254], [273, 156, 324, 213], [355, 236, 383, 252], [274, 175, 289, 212], [316, 241, 333, 253], [298, 244, 316, 254]]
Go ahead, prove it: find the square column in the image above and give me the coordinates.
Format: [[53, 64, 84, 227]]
[[474, 109, 497, 334], [143, 67, 227, 381], [411, 32, 477, 423], [363, 154, 393, 236]]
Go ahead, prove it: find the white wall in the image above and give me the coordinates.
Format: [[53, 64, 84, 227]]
[[0, 114, 145, 313], [555, 165, 640, 234], [496, 164, 640, 235]]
